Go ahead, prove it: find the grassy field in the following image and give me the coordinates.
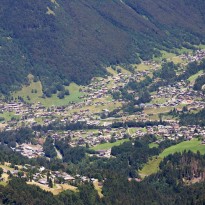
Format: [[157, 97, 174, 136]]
[[128, 128, 137, 135], [91, 139, 129, 151], [106, 67, 117, 76], [144, 106, 172, 115], [135, 63, 150, 71], [188, 70, 203, 83], [13, 75, 84, 107], [140, 139, 205, 178], [159, 138, 205, 158], [39, 83, 83, 107], [13, 75, 43, 102], [68, 100, 122, 115], [106, 66, 131, 75], [0, 112, 20, 122], [198, 44, 205, 49], [154, 51, 176, 62], [154, 50, 184, 64], [27, 182, 77, 195], [151, 98, 167, 104]]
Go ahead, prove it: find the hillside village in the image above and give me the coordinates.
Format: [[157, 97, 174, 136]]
[[0, 48, 205, 193], [0, 50, 205, 155]]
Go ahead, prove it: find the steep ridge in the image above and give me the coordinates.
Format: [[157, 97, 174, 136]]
[[0, 0, 205, 94]]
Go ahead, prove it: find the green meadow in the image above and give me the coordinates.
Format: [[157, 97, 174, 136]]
[[91, 139, 129, 151], [13, 75, 84, 107], [140, 139, 205, 177]]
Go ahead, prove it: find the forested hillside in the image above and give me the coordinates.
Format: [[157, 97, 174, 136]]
[[1, 0, 205, 94]]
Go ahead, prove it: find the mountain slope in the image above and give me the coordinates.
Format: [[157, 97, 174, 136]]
[[0, 0, 205, 94]]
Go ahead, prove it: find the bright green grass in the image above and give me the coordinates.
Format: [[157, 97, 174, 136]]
[[139, 157, 161, 177], [145, 106, 172, 115], [140, 139, 205, 177], [151, 98, 167, 104], [0, 112, 20, 122], [0, 181, 7, 186], [106, 67, 117, 76], [39, 83, 83, 107], [188, 70, 203, 83], [13, 80, 43, 102], [176, 47, 192, 54], [134, 63, 150, 71], [13, 75, 84, 107], [128, 128, 137, 135], [149, 142, 159, 148], [34, 117, 44, 125], [91, 139, 129, 151], [154, 51, 176, 62], [159, 139, 205, 158], [117, 66, 131, 74], [154, 50, 185, 64], [198, 44, 205, 49]]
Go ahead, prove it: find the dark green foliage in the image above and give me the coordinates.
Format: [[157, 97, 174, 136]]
[[111, 120, 167, 129], [154, 62, 177, 83], [0, 168, 3, 177], [55, 140, 85, 163], [43, 136, 57, 158], [0, 178, 102, 205], [178, 60, 203, 81], [137, 89, 151, 104], [0, 0, 205, 93], [0, 178, 62, 205], [180, 108, 205, 126], [194, 74, 205, 90], [159, 151, 205, 182], [0, 128, 34, 147]]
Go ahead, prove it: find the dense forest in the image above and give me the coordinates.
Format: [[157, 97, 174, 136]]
[[1, 0, 205, 94], [1, 151, 205, 204]]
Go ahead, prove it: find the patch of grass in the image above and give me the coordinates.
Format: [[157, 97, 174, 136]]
[[198, 44, 205, 49], [0, 181, 7, 186], [27, 182, 77, 195], [139, 157, 161, 178], [144, 106, 172, 115], [159, 138, 205, 158], [135, 63, 150, 71], [188, 70, 203, 83], [106, 67, 117, 76], [69, 101, 122, 114], [0, 164, 14, 171], [149, 142, 159, 148], [151, 98, 167, 104], [128, 128, 137, 135], [13, 75, 43, 102], [140, 139, 205, 177], [154, 50, 184, 64], [177, 47, 192, 54], [91, 139, 129, 151], [117, 66, 131, 74], [0, 112, 20, 122], [39, 83, 84, 107], [93, 180, 103, 198], [13, 75, 84, 107]]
